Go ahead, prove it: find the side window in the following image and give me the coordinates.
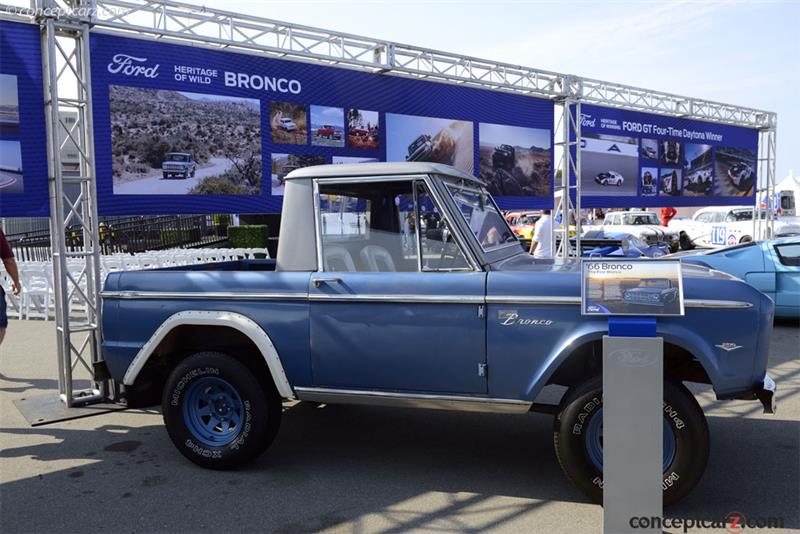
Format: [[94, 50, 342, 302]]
[[416, 182, 470, 271], [318, 181, 418, 272], [774, 244, 800, 266]]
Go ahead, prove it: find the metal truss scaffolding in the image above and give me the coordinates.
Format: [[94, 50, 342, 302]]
[[39, 0, 109, 406], [754, 128, 777, 240], [553, 101, 582, 258], [0, 0, 778, 407]]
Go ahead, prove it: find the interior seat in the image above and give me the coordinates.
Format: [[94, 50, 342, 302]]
[[360, 245, 396, 272], [323, 246, 356, 272]]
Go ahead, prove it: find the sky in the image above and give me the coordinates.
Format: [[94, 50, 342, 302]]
[[385, 113, 469, 161], [480, 123, 551, 150], [684, 143, 711, 162], [178, 0, 798, 179], [310, 105, 345, 129], [0, 74, 18, 108], [0, 140, 22, 169]]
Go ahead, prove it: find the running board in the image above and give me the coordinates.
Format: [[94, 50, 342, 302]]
[[294, 387, 531, 414]]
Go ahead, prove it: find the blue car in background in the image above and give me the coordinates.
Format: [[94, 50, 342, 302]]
[[578, 230, 670, 258], [680, 237, 800, 318]]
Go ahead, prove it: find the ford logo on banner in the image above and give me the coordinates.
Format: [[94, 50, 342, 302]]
[[107, 54, 160, 78]]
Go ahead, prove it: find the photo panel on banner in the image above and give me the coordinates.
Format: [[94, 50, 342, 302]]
[[576, 104, 759, 208], [91, 34, 555, 215], [0, 21, 49, 217]]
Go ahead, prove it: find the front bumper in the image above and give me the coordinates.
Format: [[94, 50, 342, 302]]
[[755, 374, 777, 414]]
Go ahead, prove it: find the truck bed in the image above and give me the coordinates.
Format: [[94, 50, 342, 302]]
[[156, 259, 277, 272]]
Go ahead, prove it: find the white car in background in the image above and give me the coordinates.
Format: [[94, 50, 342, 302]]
[[585, 210, 680, 252], [668, 206, 800, 249], [595, 171, 624, 186], [279, 117, 297, 131]]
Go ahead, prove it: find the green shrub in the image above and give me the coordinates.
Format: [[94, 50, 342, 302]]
[[212, 214, 231, 226], [189, 176, 247, 195], [228, 225, 268, 249]]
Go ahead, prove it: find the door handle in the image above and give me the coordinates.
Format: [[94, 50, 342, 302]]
[[313, 277, 341, 288]]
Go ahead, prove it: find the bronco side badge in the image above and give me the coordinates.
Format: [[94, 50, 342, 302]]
[[715, 342, 743, 352]]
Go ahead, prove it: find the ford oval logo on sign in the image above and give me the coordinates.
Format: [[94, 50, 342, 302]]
[[107, 54, 160, 78], [609, 349, 658, 367]]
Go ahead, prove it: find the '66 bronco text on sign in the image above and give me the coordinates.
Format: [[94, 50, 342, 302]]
[[582, 258, 684, 316]]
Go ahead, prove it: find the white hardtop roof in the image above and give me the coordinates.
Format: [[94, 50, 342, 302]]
[[696, 206, 751, 214], [285, 162, 482, 184]]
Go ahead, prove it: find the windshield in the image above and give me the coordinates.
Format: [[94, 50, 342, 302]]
[[446, 184, 517, 250], [622, 213, 659, 225], [641, 278, 670, 288], [628, 235, 648, 249], [518, 214, 539, 225], [728, 210, 754, 221], [167, 154, 189, 162]]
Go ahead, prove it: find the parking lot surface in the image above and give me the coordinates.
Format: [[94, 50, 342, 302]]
[[1, 319, 798, 533]]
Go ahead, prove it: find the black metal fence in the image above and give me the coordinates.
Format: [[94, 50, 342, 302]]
[[8, 214, 230, 261]]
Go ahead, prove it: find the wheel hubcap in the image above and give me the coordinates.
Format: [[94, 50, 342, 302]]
[[584, 407, 677, 473], [182, 376, 245, 447]]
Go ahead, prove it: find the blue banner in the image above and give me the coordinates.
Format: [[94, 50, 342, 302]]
[[577, 104, 758, 208], [91, 33, 555, 215], [0, 21, 49, 217]]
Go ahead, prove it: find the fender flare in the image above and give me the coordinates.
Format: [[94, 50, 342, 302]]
[[525, 328, 719, 402], [122, 310, 295, 399]]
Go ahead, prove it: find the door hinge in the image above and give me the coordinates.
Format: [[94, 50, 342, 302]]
[[477, 304, 484, 318], [478, 363, 487, 377]]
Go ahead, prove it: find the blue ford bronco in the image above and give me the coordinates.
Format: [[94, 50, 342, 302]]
[[101, 162, 776, 505]]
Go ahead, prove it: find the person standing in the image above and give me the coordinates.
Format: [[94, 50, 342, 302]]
[[661, 207, 677, 227], [1, 230, 21, 346], [530, 209, 553, 258]]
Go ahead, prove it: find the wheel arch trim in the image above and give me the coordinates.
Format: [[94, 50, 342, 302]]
[[525, 328, 719, 401], [122, 310, 295, 399]]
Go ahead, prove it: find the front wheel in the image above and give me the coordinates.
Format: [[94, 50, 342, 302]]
[[162, 351, 282, 469], [553, 376, 709, 506], [679, 232, 694, 250]]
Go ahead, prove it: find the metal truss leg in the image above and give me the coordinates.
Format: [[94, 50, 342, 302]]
[[39, 1, 114, 407]]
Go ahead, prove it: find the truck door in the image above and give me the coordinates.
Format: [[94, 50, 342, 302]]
[[308, 178, 487, 394]]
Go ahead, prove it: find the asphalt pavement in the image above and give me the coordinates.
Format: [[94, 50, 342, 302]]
[[0, 318, 798, 534], [112, 157, 231, 195]]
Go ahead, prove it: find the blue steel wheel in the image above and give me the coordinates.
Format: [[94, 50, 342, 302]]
[[583, 408, 677, 473], [554, 376, 709, 506], [162, 351, 282, 469], [182, 376, 245, 447]]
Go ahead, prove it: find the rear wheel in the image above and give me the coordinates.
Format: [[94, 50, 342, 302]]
[[740, 235, 753, 243], [553, 375, 709, 506], [162, 351, 281, 469], [679, 232, 694, 250]]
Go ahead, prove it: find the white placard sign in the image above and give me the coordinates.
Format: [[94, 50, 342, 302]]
[[581, 258, 684, 316]]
